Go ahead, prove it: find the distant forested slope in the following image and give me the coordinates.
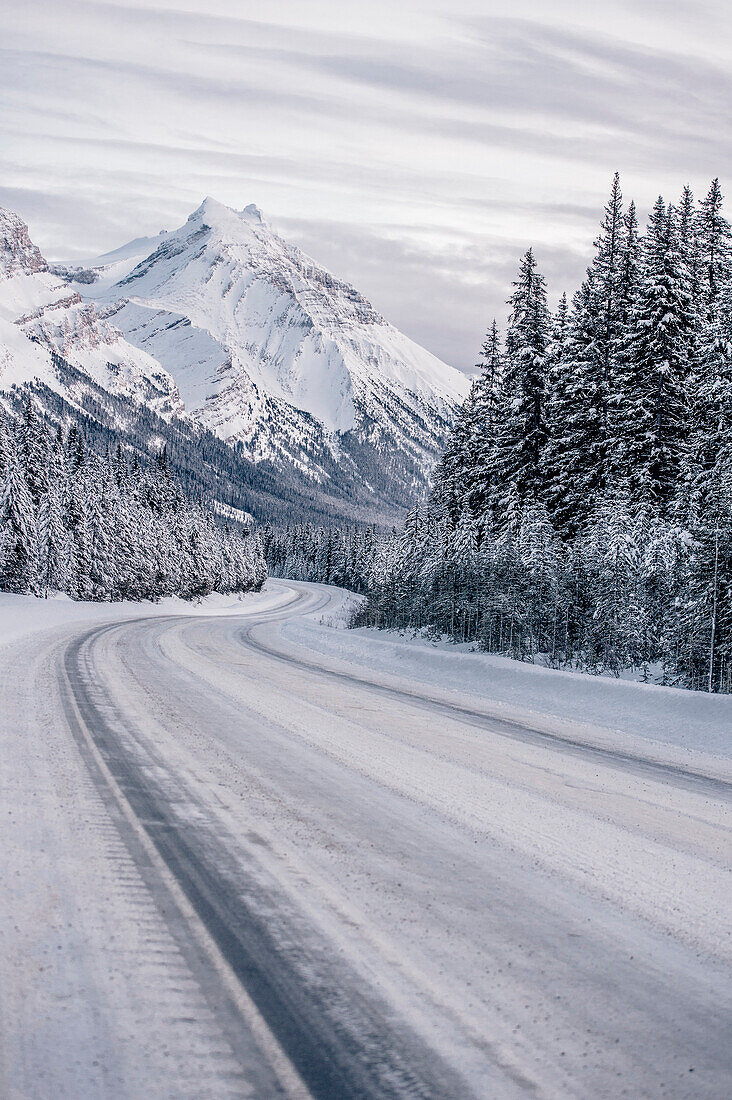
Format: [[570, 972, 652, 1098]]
[[1, 347, 403, 530], [0, 397, 266, 601]]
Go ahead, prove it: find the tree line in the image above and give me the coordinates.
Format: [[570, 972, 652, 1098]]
[[260, 522, 384, 592], [0, 399, 266, 602], [353, 176, 732, 692]]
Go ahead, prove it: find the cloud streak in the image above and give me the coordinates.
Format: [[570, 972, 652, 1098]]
[[1, 0, 730, 370]]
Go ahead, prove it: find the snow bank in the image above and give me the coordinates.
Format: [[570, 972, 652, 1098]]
[[0, 584, 288, 648], [278, 586, 732, 766]]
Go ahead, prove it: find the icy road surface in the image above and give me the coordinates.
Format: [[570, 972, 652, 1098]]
[[0, 580, 729, 1098]]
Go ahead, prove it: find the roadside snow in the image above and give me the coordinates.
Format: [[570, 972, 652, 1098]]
[[0, 584, 288, 648], [274, 582, 732, 766], [4, 580, 729, 767]]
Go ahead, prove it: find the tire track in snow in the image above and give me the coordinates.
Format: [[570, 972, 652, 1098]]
[[60, 617, 475, 1100]]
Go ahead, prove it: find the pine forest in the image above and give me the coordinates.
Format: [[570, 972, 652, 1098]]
[[354, 177, 732, 692], [0, 399, 266, 602]]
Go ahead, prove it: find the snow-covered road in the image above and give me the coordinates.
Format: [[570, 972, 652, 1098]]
[[1, 580, 730, 1098]]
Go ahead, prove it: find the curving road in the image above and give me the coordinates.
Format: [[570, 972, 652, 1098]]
[[1, 580, 730, 1098]]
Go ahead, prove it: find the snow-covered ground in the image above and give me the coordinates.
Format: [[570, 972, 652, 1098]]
[[0, 580, 729, 1098], [279, 588, 732, 769], [0, 586, 287, 647]]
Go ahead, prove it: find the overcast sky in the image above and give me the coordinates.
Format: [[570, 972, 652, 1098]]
[[1, 0, 730, 371]]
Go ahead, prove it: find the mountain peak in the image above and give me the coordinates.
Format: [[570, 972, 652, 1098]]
[[62, 198, 468, 453], [18, 198, 470, 509], [187, 196, 268, 233], [240, 202, 265, 225], [188, 195, 230, 224]]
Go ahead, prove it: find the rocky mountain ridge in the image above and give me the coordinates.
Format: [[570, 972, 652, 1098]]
[[2, 199, 468, 515]]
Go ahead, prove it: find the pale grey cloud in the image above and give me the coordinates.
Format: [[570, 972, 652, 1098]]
[[0, 0, 730, 370]]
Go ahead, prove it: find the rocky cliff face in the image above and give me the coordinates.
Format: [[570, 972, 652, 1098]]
[[0, 207, 182, 417], [0, 208, 49, 277]]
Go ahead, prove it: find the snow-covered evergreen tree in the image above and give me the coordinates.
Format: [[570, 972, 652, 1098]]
[[0, 457, 38, 594], [19, 397, 48, 505], [463, 320, 503, 520], [617, 198, 695, 506], [0, 411, 265, 602], [697, 178, 732, 319], [36, 481, 67, 597], [592, 172, 625, 396], [492, 249, 550, 509], [354, 176, 732, 692], [543, 280, 606, 535]]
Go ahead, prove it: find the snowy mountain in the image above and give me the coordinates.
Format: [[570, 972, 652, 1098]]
[[58, 197, 469, 500], [0, 207, 182, 418]]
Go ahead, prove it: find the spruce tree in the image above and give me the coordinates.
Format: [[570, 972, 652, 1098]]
[[36, 482, 67, 597], [685, 279, 732, 510], [543, 281, 606, 535], [544, 177, 625, 529], [429, 384, 477, 526], [677, 185, 701, 303], [463, 319, 503, 520], [618, 198, 695, 506], [473, 319, 503, 427], [0, 459, 38, 594], [493, 248, 549, 509], [0, 406, 11, 482], [608, 200, 642, 485], [19, 397, 48, 505], [697, 178, 732, 319], [593, 172, 625, 395]]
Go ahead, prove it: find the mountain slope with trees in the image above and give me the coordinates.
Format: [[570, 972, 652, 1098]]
[[0, 398, 266, 601]]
